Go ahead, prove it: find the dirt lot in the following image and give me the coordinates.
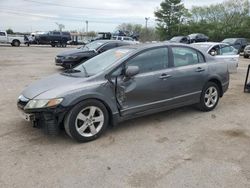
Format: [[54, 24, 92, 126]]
[[0, 44, 250, 188]]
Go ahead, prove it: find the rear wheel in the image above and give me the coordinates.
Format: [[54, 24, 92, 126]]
[[244, 54, 249, 58], [197, 82, 220, 111], [64, 100, 109, 142], [12, 40, 20, 47]]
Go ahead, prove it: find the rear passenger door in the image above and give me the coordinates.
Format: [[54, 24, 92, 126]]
[[169, 46, 208, 104], [216, 44, 239, 73]]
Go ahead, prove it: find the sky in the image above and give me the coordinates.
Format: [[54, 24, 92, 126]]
[[0, 0, 225, 33]]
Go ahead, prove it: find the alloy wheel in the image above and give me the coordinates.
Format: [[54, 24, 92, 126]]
[[204, 86, 218, 108], [75, 106, 104, 137]]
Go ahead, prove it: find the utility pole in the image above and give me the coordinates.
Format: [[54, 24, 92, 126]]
[[86, 20, 89, 34], [145, 17, 150, 29]]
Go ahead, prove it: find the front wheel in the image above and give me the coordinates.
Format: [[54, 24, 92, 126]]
[[197, 82, 220, 112], [64, 100, 109, 142]]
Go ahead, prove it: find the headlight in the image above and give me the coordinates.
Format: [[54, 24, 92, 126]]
[[65, 55, 78, 60], [24, 98, 63, 109]]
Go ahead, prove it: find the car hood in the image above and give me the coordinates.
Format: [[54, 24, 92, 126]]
[[57, 48, 95, 56], [21, 73, 101, 99]]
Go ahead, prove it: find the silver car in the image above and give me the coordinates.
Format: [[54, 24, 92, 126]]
[[191, 42, 239, 73], [17, 43, 229, 142]]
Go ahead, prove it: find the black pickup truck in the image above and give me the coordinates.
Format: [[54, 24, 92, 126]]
[[32, 31, 71, 47]]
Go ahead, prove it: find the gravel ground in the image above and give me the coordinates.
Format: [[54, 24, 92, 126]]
[[0, 44, 250, 188]]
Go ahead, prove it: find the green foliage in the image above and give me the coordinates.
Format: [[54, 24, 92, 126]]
[[154, 0, 189, 40], [155, 0, 250, 41], [188, 0, 250, 41], [6, 28, 14, 34], [116, 23, 160, 42]]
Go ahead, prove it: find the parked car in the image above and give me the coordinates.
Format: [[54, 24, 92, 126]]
[[170, 36, 190, 44], [222, 38, 248, 53], [189, 33, 209, 43], [18, 43, 229, 142], [0, 31, 25, 47], [32, 31, 71, 47], [243, 45, 250, 58], [112, 36, 139, 44], [55, 40, 132, 68], [191, 42, 239, 73], [90, 32, 112, 42]]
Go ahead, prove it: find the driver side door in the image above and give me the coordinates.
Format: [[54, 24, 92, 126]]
[[115, 47, 174, 117]]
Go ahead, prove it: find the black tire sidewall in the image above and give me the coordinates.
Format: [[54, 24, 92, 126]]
[[65, 100, 109, 142], [199, 82, 220, 112]]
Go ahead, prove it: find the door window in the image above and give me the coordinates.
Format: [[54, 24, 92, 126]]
[[172, 47, 199, 67], [126, 47, 168, 74], [221, 45, 234, 54], [0, 32, 6, 36]]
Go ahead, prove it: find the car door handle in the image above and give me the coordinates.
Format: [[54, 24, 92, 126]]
[[195, 67, 205, 72], [159, 74, 172, 79]]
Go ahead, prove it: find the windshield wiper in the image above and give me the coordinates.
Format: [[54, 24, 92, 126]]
[[82, 65, 89, 77]]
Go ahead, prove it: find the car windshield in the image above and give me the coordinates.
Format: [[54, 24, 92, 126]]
[[189, 34, 197, 38], [74, 48, 133, 76], [191, 43, 212, 52], [222, 39, 237, 44], [81, 41, 105, 50], [170, 37, 182, 42]]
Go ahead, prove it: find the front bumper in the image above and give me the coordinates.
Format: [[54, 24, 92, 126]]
[[55, 57, 78, 67], [17, 98, 69, 127]]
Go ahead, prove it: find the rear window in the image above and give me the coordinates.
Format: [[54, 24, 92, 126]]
[[0, 32, 6, 36]]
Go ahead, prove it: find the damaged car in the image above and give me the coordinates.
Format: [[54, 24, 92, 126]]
[[18, 43, 229, 142]]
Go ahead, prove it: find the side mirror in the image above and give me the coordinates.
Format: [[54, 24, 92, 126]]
[[125, 66, 139, 78], [210, 51, 216, 56]]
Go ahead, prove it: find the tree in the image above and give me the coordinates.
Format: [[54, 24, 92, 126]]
[[116, 23, 160, 42], [6, 28, 14, 34], [154, 0, 189, 40], [189, 0, 250, 41]]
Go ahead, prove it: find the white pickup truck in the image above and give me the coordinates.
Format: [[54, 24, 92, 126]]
[[0, 31, 25, 47]]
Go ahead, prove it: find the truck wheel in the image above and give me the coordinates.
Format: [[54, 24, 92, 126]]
[[12, 40, 20, 47], [197, 82, 220, 112], [64, 99, 109, 142], [51, 44, 56, 47], [244, 54, 249, 58]]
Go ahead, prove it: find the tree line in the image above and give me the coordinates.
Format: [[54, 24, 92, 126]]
[[118, 0, 250, 42]]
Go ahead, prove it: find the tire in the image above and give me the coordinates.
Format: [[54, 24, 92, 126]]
[[51, 44, 56, 47], [244, 54, 249, 58], [197, 82, 220, 112], [64, 99, 109, 142], [12, 40, 20, 47]]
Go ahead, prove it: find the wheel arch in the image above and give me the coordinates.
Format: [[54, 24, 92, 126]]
[[206, 78, 223, 97], [64, 94, 119, 127]]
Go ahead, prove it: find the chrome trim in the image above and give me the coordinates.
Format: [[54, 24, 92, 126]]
[[18, 95, 29, 102], [121, 91, 201, 112]]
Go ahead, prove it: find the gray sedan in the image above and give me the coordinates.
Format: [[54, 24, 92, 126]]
[[17, 43, 229, 142]]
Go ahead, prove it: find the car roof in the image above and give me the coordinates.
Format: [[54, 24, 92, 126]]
[[192, 42, 228, 46], [118, 42, 200, 51], [223, 38, 246, 40], [94, 40, 131, 44]]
